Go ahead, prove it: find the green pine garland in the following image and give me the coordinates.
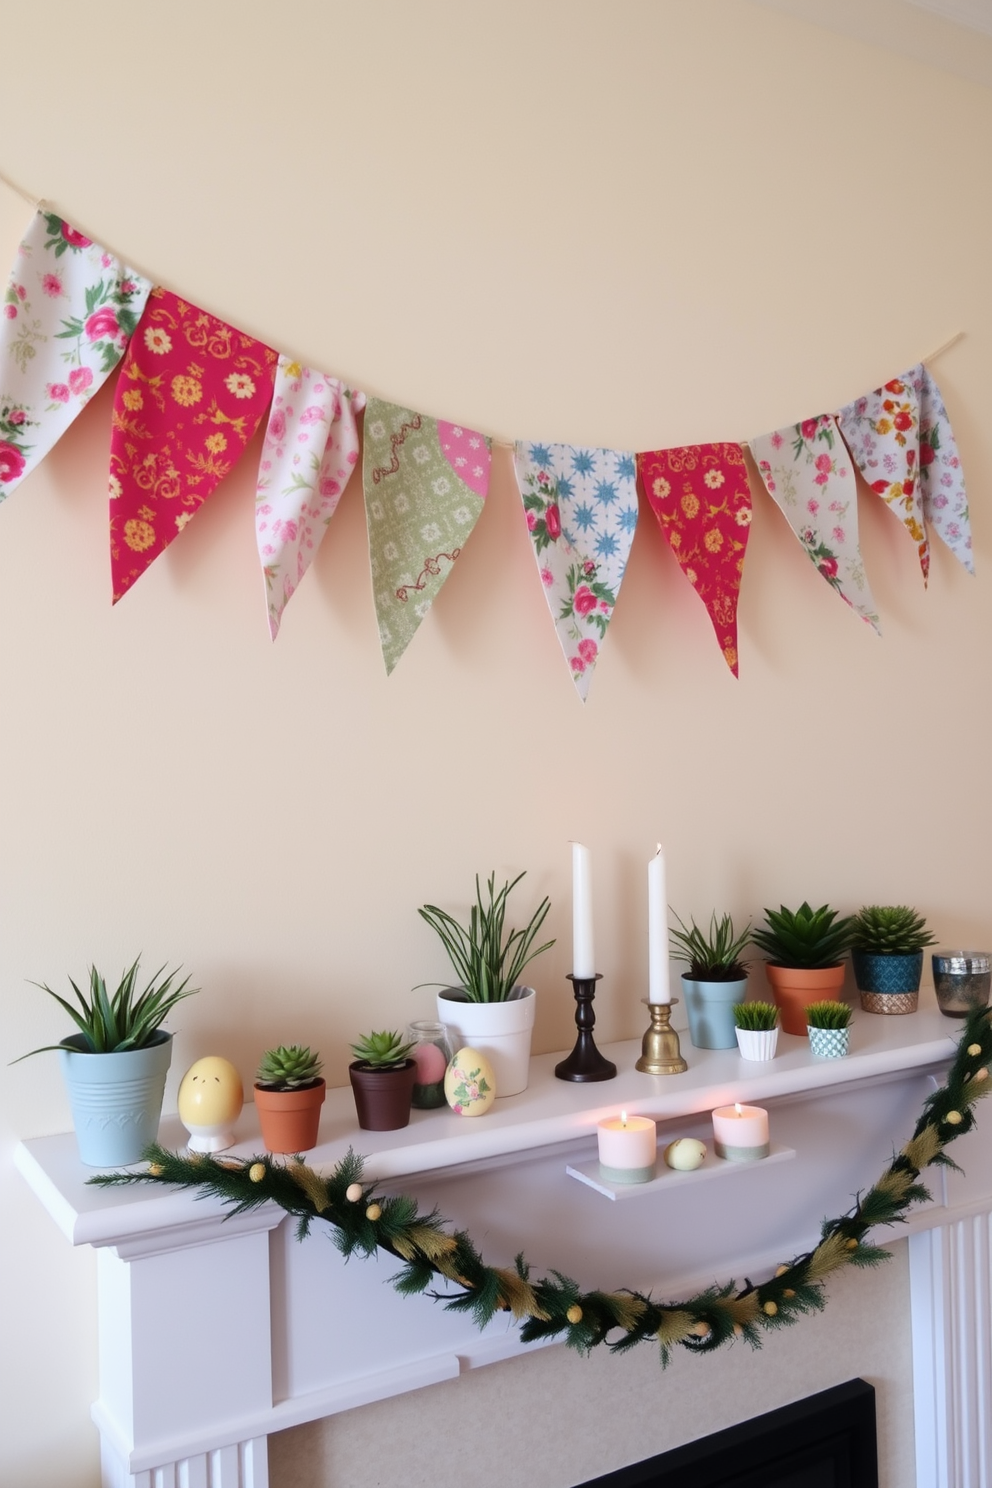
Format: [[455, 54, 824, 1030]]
[[92, 1008, 992, 1366]]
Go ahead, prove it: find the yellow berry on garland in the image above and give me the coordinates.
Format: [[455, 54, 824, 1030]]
[[968, 1044, 982, 1057], [249, 1163, 266, 1183], [846, 1238, 858, 1251], [148, 1163, 163, 1177], [345, 1183, 363, 1203], [946, 1111, 963, 1125], [366, 1203, 382, 1222], [763, 1301, 778, 1317], [566, 1304, 583, 1325]]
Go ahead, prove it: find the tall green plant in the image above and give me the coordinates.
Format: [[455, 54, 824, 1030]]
[[752, 903, 853, 970], [418, 871, 555, 1003], [669, 911, 751, 981], [17, 958, 197, 1058]]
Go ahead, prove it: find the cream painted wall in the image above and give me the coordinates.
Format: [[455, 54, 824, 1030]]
[[1, 2, 990, 1484]]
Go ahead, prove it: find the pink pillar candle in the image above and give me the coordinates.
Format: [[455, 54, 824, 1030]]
[[712, 1102, 770, 1162], [597, 1110, 657, 1184]]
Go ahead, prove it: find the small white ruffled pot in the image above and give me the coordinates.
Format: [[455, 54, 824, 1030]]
[[735, 1026, 779, 1062]]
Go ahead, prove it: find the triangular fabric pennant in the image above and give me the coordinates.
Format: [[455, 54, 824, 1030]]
[[362, 400, 490, 674], [837, 372, 929, 583], [0, 210, 151, 500], [255, 358, 365, 639], [908, 363, 973, 574], [750, 414, 880, 632], [515, 442, 638, 700], [637, 443, 751, 676], [109, 287, 277, 602]]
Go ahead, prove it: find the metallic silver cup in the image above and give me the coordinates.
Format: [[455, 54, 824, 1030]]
[[932, 952, 991, 1018]]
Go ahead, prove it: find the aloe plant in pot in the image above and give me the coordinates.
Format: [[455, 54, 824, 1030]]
[[418, 871, 554, 1096], [349, 1030, 417, 1131], [851, 905, 935, 1014], [751, 902, 853, 1036], [669, 911, 752, 1050], [15, 958, 197, 1166], [254, 1044, 325, 1153]]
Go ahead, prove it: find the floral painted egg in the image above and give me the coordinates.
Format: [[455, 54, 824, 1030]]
[[444, 1047, 496, 1117], [663, 1137, 707, 1171], [178, 1056, 244, 1153]]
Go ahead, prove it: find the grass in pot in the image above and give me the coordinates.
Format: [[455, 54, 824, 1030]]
[[732, 999, 779, 1061], [805, 999, 852, 1058], [254, 1044, 325, 1153]]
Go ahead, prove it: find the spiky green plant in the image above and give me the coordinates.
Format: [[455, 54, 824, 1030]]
[[805, 1000, 852, 1030], [16, 958, 197, 1059], [350, 1030, 415, 1069], [669, 911, 751, 981], [751, 902, 854, 970], [732, 1000, 778, 1031], [417, 871, 555, 1003], [255, 1044, 323, 1090], [851, 905, 935, 956]]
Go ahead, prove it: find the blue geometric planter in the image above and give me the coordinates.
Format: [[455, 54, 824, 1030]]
[[851, 951, 922, 1015]]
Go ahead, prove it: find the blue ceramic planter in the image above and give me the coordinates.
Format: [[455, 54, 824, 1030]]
[[851, 950, 923, 995], [682, 974, 746, 1050], [58, 1030, 173, 1167]]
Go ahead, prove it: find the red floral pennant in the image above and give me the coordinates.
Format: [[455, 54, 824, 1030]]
[[109, 288, 277, 602], [637, 443, 752, 675]]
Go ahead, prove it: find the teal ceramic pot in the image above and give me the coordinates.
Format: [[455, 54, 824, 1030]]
[[808, 1025, 850, 1059], [682, 974, 746, 1050], [58, 1030, 173, 1167], [852, 950, 922, 1014]]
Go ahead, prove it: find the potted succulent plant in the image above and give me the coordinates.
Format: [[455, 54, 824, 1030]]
[[418, 871, 554, 1096], [254, 1044, 325, 1153], [732, 1000, 779, 1062], [669, 911, 751, 1049], [850, 905, 936, 1014], [349, 1030, 417, 1131], [16, 957, 197, 1166], [805, 1000, 852, 1059], [751, 902, 854, 1036]]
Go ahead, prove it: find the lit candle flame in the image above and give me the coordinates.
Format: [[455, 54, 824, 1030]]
[[734, 1102, 743, 1117], [621, 1109, 628, 1127]]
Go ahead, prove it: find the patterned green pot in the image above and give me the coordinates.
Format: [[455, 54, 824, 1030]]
[[807, 1025, 850, 1059]]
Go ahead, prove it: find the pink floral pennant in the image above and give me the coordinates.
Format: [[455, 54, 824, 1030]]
[[515, 442, 638, 700], [837, 372, 929, 582], [750, 415, 881, 633], [0, 210, 151, 500], [255, 358, 365, 639]]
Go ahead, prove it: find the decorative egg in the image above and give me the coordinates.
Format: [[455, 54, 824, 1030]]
[[664, 1137, 707, 1171], [444, 1047, 496, 1116], [178, 1056, 244, 1152]]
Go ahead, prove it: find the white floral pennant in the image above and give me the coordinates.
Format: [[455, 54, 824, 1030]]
[[514, 442, 638, 700], [255, 357, 365, 639], [837, 371, 929, 583], [908, 364, 973, 574], [0, 210, 151, 501], [750, 414, 880, 633]]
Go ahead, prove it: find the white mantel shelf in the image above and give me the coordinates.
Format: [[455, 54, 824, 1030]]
[[17, 991, 992, 1488]]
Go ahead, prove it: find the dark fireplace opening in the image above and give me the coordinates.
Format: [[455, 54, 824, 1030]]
[[578, 1378, 878, 1488]]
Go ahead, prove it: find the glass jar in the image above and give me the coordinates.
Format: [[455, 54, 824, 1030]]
[[406, 1020, 454, 1109], [932, 952, 991, 1018]]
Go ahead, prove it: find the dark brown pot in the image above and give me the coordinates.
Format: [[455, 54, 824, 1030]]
[[254, 1079, 326, 1153], [348, 1060, 416, 1131]]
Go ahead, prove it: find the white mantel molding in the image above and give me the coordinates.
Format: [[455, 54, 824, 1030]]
[[16, 993, 992, 1488]]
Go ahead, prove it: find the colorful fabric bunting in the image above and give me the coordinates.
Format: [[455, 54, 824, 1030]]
[[750, 415, 880, 632], [908, 364, 973, 574], [838, 372, 929, 582], [637, 443, 751, 676], [362, 400, 490, 674], [109, 288, 277, 602], [515, 443, 638, 700], [255, 359, 365, 639], [0, 211, 151, 500]]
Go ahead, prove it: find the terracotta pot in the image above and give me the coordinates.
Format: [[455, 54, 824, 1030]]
[[254, 1079, 326, 1154], [765, 964, 847, 1036], [349, 1060, 417, 1131]]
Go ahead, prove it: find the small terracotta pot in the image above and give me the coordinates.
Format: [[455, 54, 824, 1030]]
[[349, 1060, 417, 1131], [765, 964, 847, 1036], [254, 1079, 326, 1154]]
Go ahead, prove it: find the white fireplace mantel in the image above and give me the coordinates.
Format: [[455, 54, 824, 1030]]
[[16, 994, 992, 1488]]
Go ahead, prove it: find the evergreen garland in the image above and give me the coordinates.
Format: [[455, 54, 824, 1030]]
[[92, 1008, 992, 1366]]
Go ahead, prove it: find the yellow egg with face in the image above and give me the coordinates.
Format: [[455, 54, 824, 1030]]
[[178, 1057, 244, 1152]]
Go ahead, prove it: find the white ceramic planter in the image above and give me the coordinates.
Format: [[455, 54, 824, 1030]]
[[436, 985, 536, 1096], [735, 1026, 779, 1062], [58, 1030, 173, 1166]]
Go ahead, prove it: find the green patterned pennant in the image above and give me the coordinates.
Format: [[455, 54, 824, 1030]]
[[363, 400, 490, 674]]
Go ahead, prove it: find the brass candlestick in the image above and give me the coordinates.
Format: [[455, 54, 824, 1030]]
[[635, 998, 688, 1075]]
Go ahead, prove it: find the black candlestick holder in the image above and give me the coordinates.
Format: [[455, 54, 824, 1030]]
[[554, 973, 617, 1082]]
